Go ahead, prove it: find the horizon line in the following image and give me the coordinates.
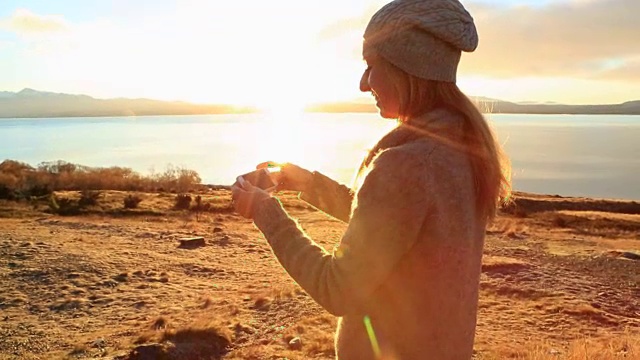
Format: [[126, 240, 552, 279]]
[[2, 87, 639, 108]]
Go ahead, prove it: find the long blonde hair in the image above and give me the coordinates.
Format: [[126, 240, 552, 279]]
[[363, 59, 511, 221]]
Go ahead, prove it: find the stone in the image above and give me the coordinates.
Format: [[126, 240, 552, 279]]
[[92, 338, 106, 348], [215, 235, 231, 246], [288, 337, 302, 350], [178, 237, 205, 249], [621, 252, 640, 261]]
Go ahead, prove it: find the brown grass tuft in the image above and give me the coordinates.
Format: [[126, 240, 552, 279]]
[[152, 317, 168, 330], [201, 297, 213, 309], [161, 323, 232, 357], [68, 344, 88, 356], [133, 331, 155, 345]]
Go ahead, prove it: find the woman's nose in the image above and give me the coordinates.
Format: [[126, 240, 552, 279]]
[[359, 72, 371, 92]]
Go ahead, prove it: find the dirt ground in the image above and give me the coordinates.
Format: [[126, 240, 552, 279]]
[[0, 191, 638, 359]]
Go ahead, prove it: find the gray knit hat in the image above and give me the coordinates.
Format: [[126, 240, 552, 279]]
[[363, 0, 478, 83]]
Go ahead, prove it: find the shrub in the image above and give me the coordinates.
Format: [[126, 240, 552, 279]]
[[0, 159, 202, 194], [23, 184, 52, 198], [48, 195, 82, 216], [191, 195, 203, 211], [552, 215, 568, 227], [174, 194, 192, 210], [0, 160, 34, 174], [0, 184, 16, 200], [0, 172, 19, 200], [124, 194, 143, 209], [78, 190, 101, 207]]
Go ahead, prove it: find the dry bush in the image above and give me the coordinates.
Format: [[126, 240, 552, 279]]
[[123, 194, 143, 209], [68, 344, 89, 357], [48, 195, 82, 216], [0, 159, 203, 198], [78, 190, 101, 207], [174, 194, 192, 210], [537, 211, 640, 237], [552, 214, 568, 228], [0, 173, 19, 200], [149, 321, 232, 359]]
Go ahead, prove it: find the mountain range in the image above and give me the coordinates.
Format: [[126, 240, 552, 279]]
[[1, 89, 639, 118], [0, 89, 256, 118], [306, 97, 640, 115]]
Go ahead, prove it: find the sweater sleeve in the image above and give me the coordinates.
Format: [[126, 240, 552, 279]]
[[253, 148, 432, 316], [298, 171, 355, 223]]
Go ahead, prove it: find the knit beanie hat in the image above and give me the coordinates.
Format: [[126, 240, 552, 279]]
[[363, 0, 478, 83]]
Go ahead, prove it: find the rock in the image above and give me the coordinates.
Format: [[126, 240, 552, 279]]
[[232, 323, 255, 335], [621, 252, 640, 261], [215, 235, 231, 246], [549, 348, 561, 355], [113, 273, 129, 282], [288, 337, 302, 350], [607, 251, 640, 261], [213, 227, 224, 233], [178, 237, 205, 249], [92, 338, 106, 348]]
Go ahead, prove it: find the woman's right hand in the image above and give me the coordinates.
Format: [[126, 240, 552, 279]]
[[256, 161, 313, 193]]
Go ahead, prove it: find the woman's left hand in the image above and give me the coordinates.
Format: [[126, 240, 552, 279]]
[[231, 177, 272, 219]]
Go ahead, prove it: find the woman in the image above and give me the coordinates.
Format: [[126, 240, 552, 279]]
[[232, 0, 511, 358]]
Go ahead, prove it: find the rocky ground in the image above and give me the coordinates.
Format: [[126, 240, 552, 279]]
[[0, 190, 638, 359]]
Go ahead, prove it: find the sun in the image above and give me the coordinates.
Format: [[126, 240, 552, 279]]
[[259, 105, 308, 165]]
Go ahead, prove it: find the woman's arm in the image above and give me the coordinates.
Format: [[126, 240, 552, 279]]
[[298, 171, 355, 223], [253, 147, 433, 316]]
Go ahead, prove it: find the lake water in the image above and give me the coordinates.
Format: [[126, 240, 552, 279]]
[[1, 113, 638, 201]]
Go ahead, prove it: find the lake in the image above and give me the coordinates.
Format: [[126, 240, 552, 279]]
[[1, 113, 638, 201]]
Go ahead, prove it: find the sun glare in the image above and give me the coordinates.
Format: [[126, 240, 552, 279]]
[[258, 104, 308, 165]]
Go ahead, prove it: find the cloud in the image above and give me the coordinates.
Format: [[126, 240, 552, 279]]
[[316, 0, 640, 82], [0, 9, 69, 34], [592, 58, 640, 81], [316, 1, 387, 42], [460, 0, 640, 81]]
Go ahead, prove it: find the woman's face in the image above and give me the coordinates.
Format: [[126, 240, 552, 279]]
[[360, 57, 401, 119]]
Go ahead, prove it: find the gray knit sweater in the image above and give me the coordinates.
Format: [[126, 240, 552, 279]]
[[253, 109, 485, 359]]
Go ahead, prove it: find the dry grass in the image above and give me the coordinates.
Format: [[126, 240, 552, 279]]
[[486, 332, 639, 359], [1, 189, 235, 219], [0, 190, 638, 359]]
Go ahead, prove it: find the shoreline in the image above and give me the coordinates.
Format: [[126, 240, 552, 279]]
[[3, 110, 640, 120]]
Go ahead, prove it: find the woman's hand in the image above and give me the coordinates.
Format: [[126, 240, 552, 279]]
[[231, 176, 272, 219], [256, 161, 313, 193]]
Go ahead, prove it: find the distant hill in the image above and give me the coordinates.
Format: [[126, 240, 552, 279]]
[[0, 89, 256, 118], [1, 89, 639, 118], [306, 97, 640, 115]]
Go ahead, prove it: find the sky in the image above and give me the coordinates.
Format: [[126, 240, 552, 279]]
[[1, 0, 639, 108]]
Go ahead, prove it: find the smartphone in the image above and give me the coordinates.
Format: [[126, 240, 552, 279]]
[[238, 168, 278, 191]]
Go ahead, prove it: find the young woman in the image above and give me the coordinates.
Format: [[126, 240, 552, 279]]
[[232, 0, 511, 358]]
